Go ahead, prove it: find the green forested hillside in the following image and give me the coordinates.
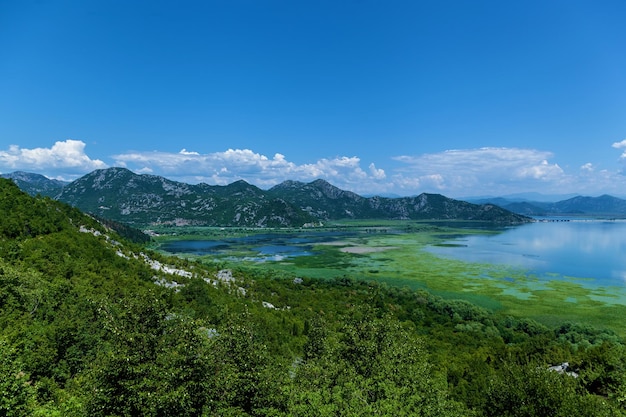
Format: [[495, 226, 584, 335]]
[[1, 177, 626, 416]]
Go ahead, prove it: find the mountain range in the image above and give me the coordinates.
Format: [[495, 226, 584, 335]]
[[468, 195, 626, 217], [4, 168, 532, 227], [268, 178, 529, 224]]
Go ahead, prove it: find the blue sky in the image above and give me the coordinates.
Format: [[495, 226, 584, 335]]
[[1, 0, 626, 198]]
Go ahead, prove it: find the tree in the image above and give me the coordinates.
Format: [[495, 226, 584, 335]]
[[290, 311, 468, 416], [0, 340, 35, 417], [203, 312, 289, 416], [483, 362, 622, 417]]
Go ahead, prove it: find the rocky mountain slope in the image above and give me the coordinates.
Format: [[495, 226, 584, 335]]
[[269, 179, 530, 223], [0, 171, 67, 197], [55, 168, 313, 227], [8, 168, 531, 227]]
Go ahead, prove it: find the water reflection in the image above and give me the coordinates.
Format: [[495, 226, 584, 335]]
[[426, 220, 626, 286]]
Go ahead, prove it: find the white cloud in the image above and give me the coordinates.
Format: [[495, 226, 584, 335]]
[[179, 149, 200, 155], [0, 140, 107, 179], [6, 141, 626, 198], [390, 146, 626, 197], [517, 160, 563, 180], [612, 139, 626, 150], [369, 163, 386, 180], [421, 174, 445, 189], [136, 167, 154, 174], [392, 147, 568, 195], [113, 148, 387, 192], [390, 175, 421, 191], [581, 163, 594, 172], [111, 145, 626, 197], [613, 139, 626, 162]]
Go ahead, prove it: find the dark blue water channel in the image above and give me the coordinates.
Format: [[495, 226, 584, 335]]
[[160, 231, 359, 262]]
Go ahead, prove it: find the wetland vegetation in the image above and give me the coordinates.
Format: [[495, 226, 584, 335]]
[[154, 220, 626, 337]]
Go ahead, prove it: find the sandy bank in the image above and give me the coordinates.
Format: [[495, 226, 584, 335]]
[[340, 246, 397, 254]]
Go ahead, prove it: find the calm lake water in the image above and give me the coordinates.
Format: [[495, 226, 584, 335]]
[[160, 220, 626, 289], [160, 231, 358, 262], [426, 220, 626, 287]]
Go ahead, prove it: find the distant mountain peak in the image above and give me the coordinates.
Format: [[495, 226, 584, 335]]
[[1, 171, 67, 198], [310, 178, 332, 186], [269, 180, 306, 192], [308, 179, 363, 200], [10, 168, 532, 226]]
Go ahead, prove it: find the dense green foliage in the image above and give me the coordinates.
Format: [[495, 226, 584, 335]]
[[92, 215, 152, 244], [1, 178, 626, 416]]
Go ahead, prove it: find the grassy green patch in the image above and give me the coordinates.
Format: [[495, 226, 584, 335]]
[[155, 223, 626, 336]]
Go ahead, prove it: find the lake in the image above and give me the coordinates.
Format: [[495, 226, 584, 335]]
[[159, 220, 626, 289], [158, 221, 626, 333], [425, 219, 626, 288], [159, 230, 360, 261]]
